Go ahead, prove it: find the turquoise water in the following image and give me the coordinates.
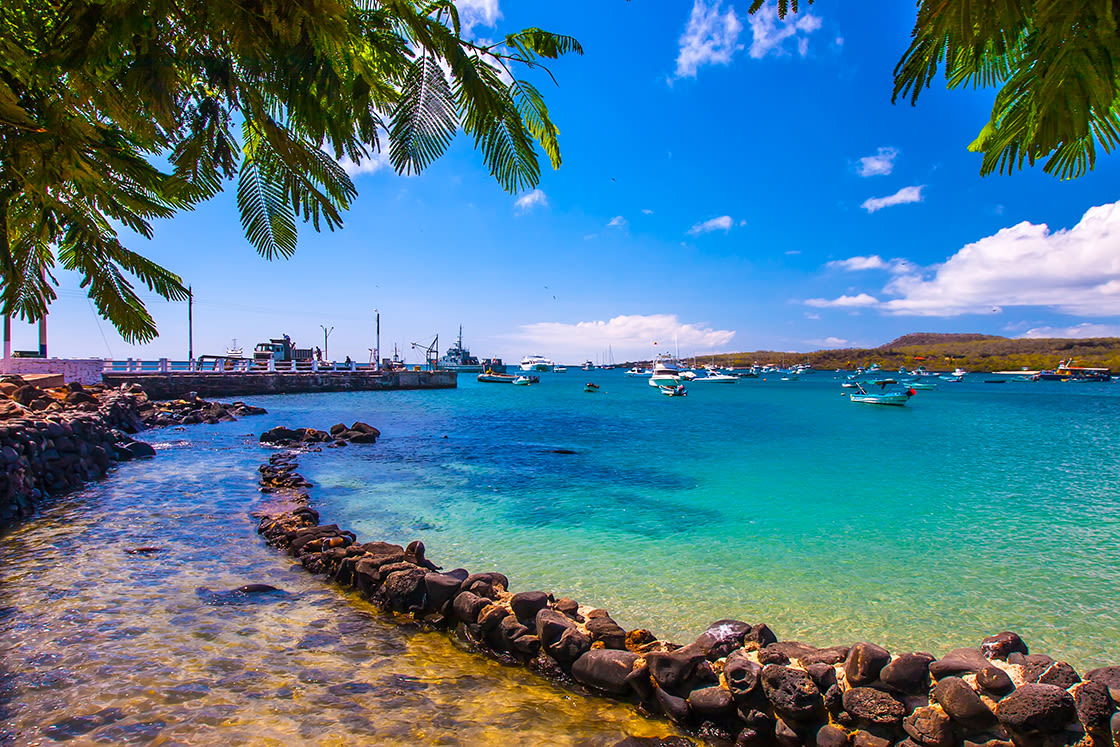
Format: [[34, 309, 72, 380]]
[[257, 371, 1120, 669]]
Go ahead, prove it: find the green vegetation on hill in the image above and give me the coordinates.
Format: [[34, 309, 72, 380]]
[[706, 333, 1120, 373]]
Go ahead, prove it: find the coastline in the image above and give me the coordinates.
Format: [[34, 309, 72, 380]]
[[253, 434, 1120, 746]]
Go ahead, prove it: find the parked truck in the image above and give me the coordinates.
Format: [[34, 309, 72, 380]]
[[253, 335, 315, 363]]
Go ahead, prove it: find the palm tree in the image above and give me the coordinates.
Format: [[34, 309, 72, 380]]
[[0, 0, 581, 341]]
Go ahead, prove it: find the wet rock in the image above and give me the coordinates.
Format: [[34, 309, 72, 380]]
[[1112, 712, 1120, 744], [195, 585, 288, 605], [743, 623, 777, 650], [42, 708, 126, 740], [842, 686, 907, 727], [626, 629, 658, 652], [807, 662, 838, 692], [585, 610, 628, 650], [845, 642, 892, 686], [611, 738, 695, 747], [423, 572, 462, 614], [123, 546, 165, 555], [452, 590, 489, 624], [694, 619, 752, 659], [687, 685, 735, 719], [734, 727, 766, 746], [903, 705, 954, 747], [773, 717, 802, 746], [930, 648, 991, 678], [1086, 665, 1120, 702], [122, 440, 156, 458], [881, 653, 934, 695], [932, 677, 995, 729], [510, 591, 550, 622], [461, 572, 508, 598], [477, 604, 510, 636], [554, 597, 583, 621], [817, 724, 851, 747], [851, 731, 892, 747], [535, 608, 591, 665], [995, 683, 1076, 735], [572, 649, 640, 695], [975, 666, 1015, 697], [646, 647, 709, 694], [652, 686, 691, 724], [761, 664, 824, 723], [980, 632, 1028, 661], [494, 615, 534, 654]]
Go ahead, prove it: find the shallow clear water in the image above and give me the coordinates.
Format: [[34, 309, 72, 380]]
[[2, 372, 1118, 744], [261, 371, 1120, 669], [0, 423, 681, 745]]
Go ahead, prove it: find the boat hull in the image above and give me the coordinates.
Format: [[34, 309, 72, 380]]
[[850, 393, 910, 406]]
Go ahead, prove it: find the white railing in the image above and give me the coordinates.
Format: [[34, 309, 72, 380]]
[[102, 358, 381, 374]]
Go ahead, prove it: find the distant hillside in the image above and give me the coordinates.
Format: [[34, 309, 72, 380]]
[[701, 333, 1120, 372]]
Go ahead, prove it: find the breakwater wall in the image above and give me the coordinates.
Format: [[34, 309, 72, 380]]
[[102, 370, 456, 400], [255, 445, 1120, 747]]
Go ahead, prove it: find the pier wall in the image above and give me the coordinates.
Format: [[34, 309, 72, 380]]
[[0, 357, 105, 385], [101, 370, 456, 400]]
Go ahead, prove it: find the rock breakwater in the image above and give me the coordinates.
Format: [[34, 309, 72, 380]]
[[253, 438, 1120, 747], [0, 376, 266, 531]]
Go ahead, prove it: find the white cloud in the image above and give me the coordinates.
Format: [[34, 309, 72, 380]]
[[785, 249, 801, 255], [861, 185, 924, 213], [804, 312, 820, 319], [807, 336, 848, 348], [688, 215, 733, 235], [748, 5, 822, 59], [857, 147, 899, 177], [882, 200, 1120, 316], [804, 293, 880, 308], [1021, 323, 1120, 339], [607, 215, 627, 228], [513, 313, 736, 361], [675, 0, 744, 78], [338, 148, 392, 177], [514, 188, 548, 212], [454, 0, 500, 35], [826, 255, 916, 274], [642, 208, 654, 215]]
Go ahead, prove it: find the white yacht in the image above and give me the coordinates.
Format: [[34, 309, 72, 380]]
[[648, 354, 684, 387], [519, 354, 555, 372]]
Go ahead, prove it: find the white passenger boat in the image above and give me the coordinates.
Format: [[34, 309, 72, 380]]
[[519, 354, 555, 372], [648, 354, 683, 387], [691, 373, 738, 383]]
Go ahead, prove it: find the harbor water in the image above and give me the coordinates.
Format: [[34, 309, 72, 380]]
[[2, 370, 1119, 743]]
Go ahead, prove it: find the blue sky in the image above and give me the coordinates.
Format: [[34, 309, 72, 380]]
[[24, 0, 1120, 364]]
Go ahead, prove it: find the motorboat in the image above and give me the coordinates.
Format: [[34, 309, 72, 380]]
[[940, 374, 963, 382], [582, 360, 595, 371], [519, 354, 555, 372], [648, 354, 684, 387], [691, 372, 738, 383], [906, 380, 938, 390], [584, 382, 600, 393], [512, 375, 534, 385], [659, 384, 687, 397], [849, 381, 915, 406], [625, 366, 651, 377], [554, 365, 568, 373]]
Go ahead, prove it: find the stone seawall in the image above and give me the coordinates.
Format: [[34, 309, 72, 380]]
[[255, 445, 1120, 747], [101, 370, 457, 400]]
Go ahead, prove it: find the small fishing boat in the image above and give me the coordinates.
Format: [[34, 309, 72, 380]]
[[659, 384, 687, 397], [478, 373, 538, 384], [512, 375, 534, 386], [554, 366, 568, 373], [940, 374, 963, 382], [584, 382, 600, 393], [625, 366, 651, 377], [906, 380, 938, 390], [849, 382, 915, 406]]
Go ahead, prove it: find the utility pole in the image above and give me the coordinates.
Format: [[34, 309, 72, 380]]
[[188, 286, 194, 361], [374, 310, 380, 371], [320, 324, 333, 360]]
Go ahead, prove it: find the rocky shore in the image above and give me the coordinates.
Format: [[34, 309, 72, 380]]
[[254, 439, 1119, 747], [0, 375, 266, 532]]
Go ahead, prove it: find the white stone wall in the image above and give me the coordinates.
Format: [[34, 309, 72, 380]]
[[0, 357, 105, 385]]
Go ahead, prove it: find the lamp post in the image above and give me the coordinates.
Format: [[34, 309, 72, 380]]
[[374, 309, 380, 371], [320, 324, 333, 361]]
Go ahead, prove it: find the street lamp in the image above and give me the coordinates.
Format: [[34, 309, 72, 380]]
[[320, 324, 333, 360], [373, 309, 380, 371]]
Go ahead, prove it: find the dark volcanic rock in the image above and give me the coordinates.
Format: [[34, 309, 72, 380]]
[[585, 610, 628, 650], [724, 650, 763, 699], [452, 591, 489, 624], [571, 649, 639, 695], [975, 666, 1015, 697], [842, 686, 907, 726], [744, 622, 778, 650], [1073, 680, 1115, 733], [535, 609, 590, 665], [510, 591, 550, 622], [995, 683, 1076, 735], [423, 572, 462, 614], [693, 619, 752, 659], [929, 648, 991, 678], [652, 686, 691, 724], [881, 653, 934, 695], [1021, 657, 1081, 688], [903, 705, 953, 747], [761, 664, 824, 723], [932, 677, 995, 729], [1087, 665, 1120, 702], [845, 642, 892, 686], [816, 724, 851, 747], [687, 685, 736, 719], [980, 632, 1028, 661], [646, 647, 709, 694]]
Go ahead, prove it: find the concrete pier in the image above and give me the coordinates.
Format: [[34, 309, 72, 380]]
[[101, 370, 457, 400]]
